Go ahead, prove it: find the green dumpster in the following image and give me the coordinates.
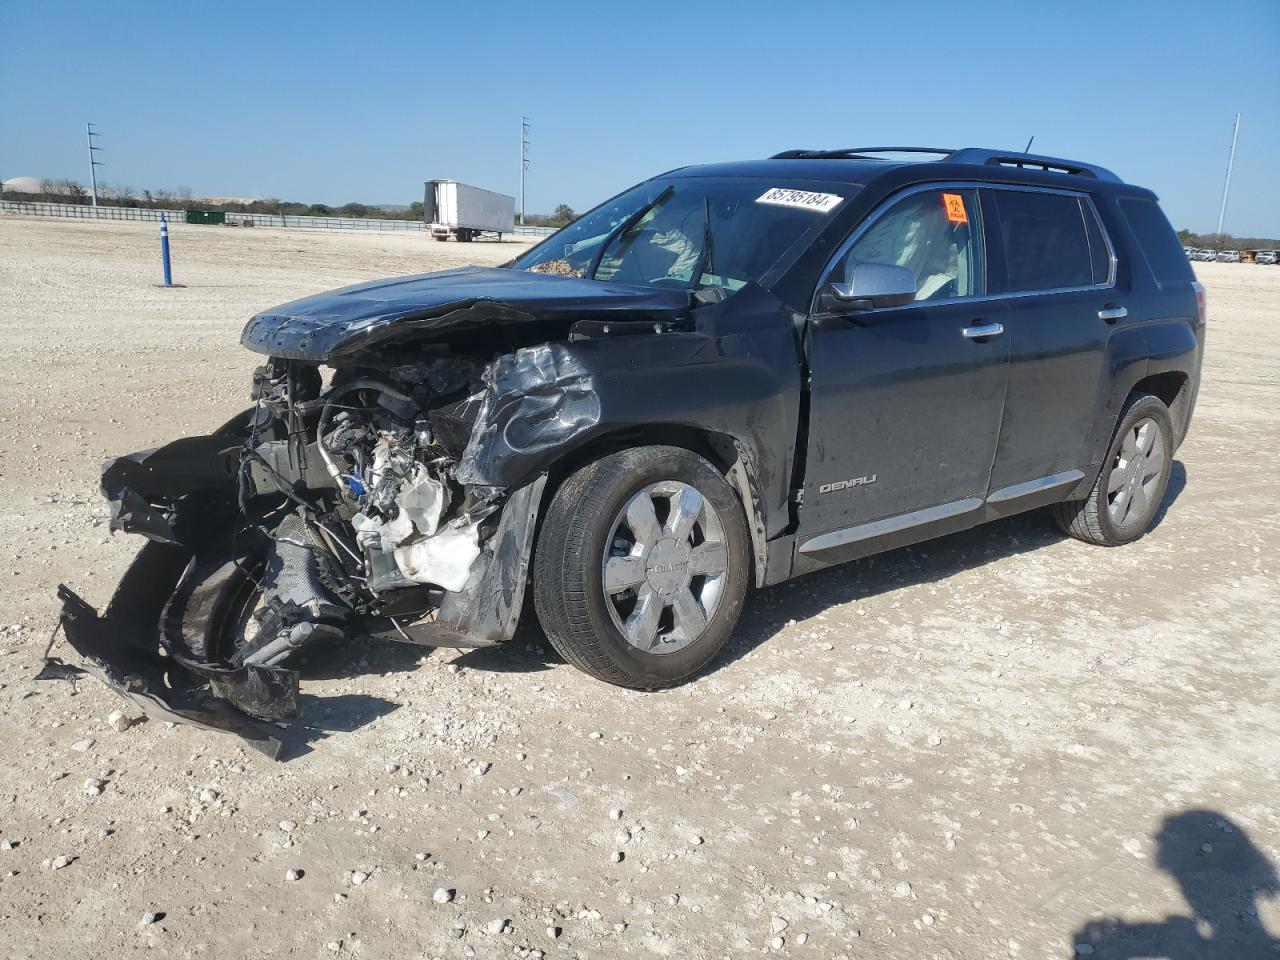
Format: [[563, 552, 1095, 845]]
[[185, 210, 226, 225]]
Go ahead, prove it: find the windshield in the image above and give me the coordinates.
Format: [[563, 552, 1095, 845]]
[[511, 177, 850, 292]]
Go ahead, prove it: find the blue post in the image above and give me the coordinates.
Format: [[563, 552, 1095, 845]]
[[159, 213, 173, 287]]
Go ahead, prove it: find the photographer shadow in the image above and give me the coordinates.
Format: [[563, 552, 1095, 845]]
[[1071, 809, 1279, 958]]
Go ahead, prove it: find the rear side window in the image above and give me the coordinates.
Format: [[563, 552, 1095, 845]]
[[1119, 197, 1194, 284], [993, 190, 1104, 292]]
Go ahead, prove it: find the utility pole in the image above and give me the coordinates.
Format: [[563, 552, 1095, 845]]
[[519, 116, 530, 226], [1216, 112, 1240, 236], [86, 122, 104, 207]]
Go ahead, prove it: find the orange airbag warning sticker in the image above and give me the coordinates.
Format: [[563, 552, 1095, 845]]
[[942, 193, 968, 224]]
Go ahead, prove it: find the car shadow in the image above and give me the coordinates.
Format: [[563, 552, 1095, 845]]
[[273, 693, 401, 760], [299, 629, 431, 681], [1069, 809, 1279, 958], [451, 460, 1189, 683], [1152, 458, 1188, 528]]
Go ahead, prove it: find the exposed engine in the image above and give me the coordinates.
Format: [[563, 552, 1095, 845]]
[[239, 354, 501, 639]]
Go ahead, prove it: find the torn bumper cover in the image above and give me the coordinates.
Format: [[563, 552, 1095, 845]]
[[45, 418, 548, 756], [51, 544, 295, 759]]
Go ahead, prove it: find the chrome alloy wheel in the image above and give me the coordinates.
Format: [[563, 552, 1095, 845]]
[[1107, 417, 1165, 527], [601, 480, 729, 654]]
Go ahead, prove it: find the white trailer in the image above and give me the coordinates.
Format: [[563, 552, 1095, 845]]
[[423, 179, 515, 242]]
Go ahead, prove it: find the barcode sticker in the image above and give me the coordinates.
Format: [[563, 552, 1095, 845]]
[[756, 187, 843, 213]]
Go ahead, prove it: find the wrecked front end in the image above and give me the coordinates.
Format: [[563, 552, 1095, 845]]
[[46, 274, 658, 756]]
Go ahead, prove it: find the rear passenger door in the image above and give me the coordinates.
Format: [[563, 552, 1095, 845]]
[[983, 187, 1122, 504]]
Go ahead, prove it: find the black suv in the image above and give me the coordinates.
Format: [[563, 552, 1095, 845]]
[[54, 146, 1204, 755]]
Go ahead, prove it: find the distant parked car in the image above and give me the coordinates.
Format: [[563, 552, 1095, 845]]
[[1191, 249, 1214, 262], [1217, 250, 1241, 263], [1255, 250, 1277, 265]]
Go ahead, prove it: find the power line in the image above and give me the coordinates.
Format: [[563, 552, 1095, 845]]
[[86, 122, 104, 207]]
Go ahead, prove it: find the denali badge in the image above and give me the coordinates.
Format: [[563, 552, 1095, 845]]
[[819, 474, 878, 494]]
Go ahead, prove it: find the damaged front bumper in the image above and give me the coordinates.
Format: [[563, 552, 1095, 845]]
[[45, 390, 549, 756], [49, 547, 296, 759]]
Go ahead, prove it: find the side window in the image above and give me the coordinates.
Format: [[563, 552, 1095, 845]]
[[832, 189, 984, 302], [1119, 197, 1194, 284], [993, 190, 1100, 291]]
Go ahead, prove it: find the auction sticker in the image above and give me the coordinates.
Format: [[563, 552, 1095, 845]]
[[756, 187, 843, 213]]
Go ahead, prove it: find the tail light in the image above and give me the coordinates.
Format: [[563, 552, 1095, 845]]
[[1192, 281, 1206, 324]]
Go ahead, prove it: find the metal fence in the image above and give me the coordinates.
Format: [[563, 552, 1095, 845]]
[[0, 200, 185, 222], [513, 224, 557, 238], [2, 199, 560, 238], [225, 211, 428, 231]]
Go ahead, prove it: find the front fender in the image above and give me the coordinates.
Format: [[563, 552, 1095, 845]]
[[453, 324, 802, 541]]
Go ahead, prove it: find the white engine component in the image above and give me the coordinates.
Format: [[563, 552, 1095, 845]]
[[394, 518, 482, 593]]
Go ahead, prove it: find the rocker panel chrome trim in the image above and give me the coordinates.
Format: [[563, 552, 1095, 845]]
[[985, 468, 1085, 504], [798, 497, 983, 555]]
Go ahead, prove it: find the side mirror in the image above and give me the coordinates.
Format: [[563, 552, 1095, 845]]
[[823, 262, 916, 312]]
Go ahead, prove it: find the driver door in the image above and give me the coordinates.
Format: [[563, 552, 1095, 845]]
[[798, 187, 1010, 565]]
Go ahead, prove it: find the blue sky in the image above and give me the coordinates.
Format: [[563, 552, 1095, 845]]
[[3, 0, 1277, 235]]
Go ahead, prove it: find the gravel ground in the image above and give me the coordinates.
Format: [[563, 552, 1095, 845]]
[[0, 215, 1277, 960]]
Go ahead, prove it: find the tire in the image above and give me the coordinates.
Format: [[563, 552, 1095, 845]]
[[533, 445, 750, 689], [1053, 393, 1174, 546], [160, 535, 274, 665]]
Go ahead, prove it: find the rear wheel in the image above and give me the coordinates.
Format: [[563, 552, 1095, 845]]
[[533, 446, 750, 689], [1053, 393, 1173, 545]]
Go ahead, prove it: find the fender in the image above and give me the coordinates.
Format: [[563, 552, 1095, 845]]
[[1073, 325, 1152, 496]]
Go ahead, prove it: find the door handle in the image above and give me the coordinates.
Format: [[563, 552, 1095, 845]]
[[962, 322, 1004, 340], [1098, 304, 1128, 323]]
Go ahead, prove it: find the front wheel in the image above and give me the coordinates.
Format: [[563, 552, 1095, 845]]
[[1053, 393, 1174, 545], [533, 446, 750, 689]]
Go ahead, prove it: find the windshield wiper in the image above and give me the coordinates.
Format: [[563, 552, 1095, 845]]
[[588, 185, 674, 281]]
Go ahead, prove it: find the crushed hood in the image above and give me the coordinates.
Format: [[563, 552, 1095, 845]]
[[241, 265, 691, 361]]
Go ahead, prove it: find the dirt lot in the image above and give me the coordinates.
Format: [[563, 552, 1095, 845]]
[[0, 215, 1276, 960]]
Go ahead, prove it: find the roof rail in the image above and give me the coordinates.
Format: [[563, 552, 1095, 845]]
[[945, 147, 1121, 182], [770, 147, 955, 160], [768, 145, 1122, 182]]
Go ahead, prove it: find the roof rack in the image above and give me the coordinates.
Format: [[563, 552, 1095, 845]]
[[770, 147, 955, 160], [769, 145, 1121, 183]]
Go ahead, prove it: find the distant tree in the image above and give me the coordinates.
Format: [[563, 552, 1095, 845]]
[[308, 203, 332, 217], [550, 203, 578, 227], [409, 201, 424, 218], [339, 202, 369, 218], [176, 186, 194, 203], [43, 178, 88, 203]]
